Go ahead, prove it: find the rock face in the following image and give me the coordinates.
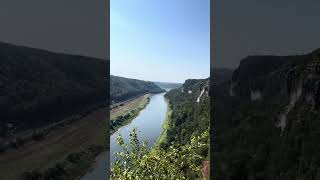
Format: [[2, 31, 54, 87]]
[[231, 50, 320, 101], [180, 79, 209, 102], [230, 50, 320, 132], [213, 48, 320, 180]]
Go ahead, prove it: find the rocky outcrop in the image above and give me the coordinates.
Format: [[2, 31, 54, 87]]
[[229, 50, 320, 133]]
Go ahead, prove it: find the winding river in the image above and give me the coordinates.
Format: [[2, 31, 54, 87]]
[[81, 92, 168, 180], [110, 92, 167, 163]]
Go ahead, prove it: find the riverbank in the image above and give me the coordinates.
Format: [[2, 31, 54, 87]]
[[153, 97, 172, 149], [0, 107, 108, 180], [110, 94, 151, 135]]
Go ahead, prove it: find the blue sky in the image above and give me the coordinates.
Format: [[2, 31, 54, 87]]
[[111, 0, 210, 83]]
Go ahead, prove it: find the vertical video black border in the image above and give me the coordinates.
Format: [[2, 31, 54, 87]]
[[210, 0, 214, 179], [106, 0, 110, 179]]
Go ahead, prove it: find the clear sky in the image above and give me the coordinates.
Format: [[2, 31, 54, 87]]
[[111, 0, 210, 83]]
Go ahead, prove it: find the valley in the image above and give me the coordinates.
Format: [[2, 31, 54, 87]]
[[110, 77, 210, 179]]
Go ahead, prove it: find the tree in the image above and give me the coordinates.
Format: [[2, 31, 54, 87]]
[[111, 128, 209, 179]]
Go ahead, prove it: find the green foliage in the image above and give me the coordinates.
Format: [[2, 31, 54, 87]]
[[111, 128, 209, 180], [162, 78, 209, 147]]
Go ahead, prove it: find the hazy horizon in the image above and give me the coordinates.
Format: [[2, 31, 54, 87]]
[[111, 0, 210, 83]]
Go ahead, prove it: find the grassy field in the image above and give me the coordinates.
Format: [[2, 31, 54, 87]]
[[110, 94, 150, 121], [0, 107, 108, 180], [110, 94, 150, 135]]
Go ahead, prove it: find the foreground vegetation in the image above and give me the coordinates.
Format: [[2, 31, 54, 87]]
[[111, 128, 209, 180]]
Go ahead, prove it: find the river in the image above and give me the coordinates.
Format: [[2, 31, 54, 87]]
[[110, 92, 167, 163], [81, 92, 168, 180]]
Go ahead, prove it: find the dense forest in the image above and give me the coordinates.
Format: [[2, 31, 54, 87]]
[[163, 78, 209, 148], [110, 75, 164, 103], [111, 78, 210, 179], [213, 49, 320, 180], [0, 42, 108, 136]]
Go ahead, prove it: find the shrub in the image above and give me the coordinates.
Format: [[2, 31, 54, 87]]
[[111, 128, 209, 179]]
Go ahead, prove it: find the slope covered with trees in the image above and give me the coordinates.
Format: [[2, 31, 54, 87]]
[[162, 78, 209, 148], [0, 42, 108, 136], [110, 75, 164, 103]]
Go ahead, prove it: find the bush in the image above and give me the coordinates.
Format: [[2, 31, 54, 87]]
[[111, 128, 209, 179]]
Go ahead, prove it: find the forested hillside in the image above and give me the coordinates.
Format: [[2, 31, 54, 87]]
[[163, 78, 209, 147], [0, 42, 108, 135], [110, 75, 164, 103], [213, 49, 320, 180]]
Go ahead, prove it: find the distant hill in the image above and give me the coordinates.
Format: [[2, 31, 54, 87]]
[[153, 81, 182, 90], [0, 42, 108, 135], [110, 75, 165, 104]]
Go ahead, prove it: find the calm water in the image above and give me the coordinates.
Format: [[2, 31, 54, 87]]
[[110, 92, 167, 163], [81, 92, 168, 180]]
